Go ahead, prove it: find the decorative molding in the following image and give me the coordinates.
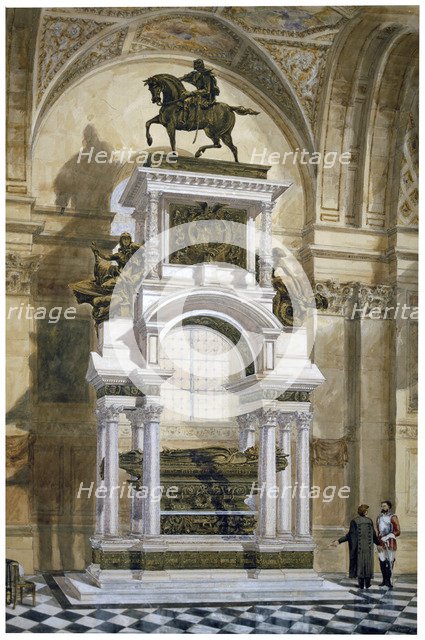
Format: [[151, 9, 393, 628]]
[[259, 40, 327, 124], [313, 280, 356, 316], [161, 424, 236, 440], [235, 46, 307, 140], [314, 281, 397, 317], [397, 111, 418, 227], [277, 390, 310, 402], [357, 284, 396, 315], [96, 385, 145, 399], [39, 28, 128, 122], [6, 253, 40, 296], [36, 15, 115, 103], [396, 424, 418, 439]]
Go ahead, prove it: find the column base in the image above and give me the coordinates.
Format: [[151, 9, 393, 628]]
[[277, 531, 294, 541]]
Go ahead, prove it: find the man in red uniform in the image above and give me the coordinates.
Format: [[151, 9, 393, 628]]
[[376, 500, 401, 589]]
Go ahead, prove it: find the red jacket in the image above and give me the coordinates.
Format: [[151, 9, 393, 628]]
[[376, 514, 400, 551]]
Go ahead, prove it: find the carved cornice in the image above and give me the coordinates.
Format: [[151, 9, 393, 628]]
[[122, 167, 289, 209], [6, 253, 40, 296]]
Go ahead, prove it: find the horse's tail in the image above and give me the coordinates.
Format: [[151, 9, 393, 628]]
[[229, 106, 260, 116]]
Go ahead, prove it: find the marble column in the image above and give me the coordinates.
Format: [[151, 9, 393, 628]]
[[145, 191, 161, 278], [125, 408, 145, 536], [259, 202, 273, 287], [257, 408, 277, 539], [96, 404, 122, 537], [142, 403, 163, 536], [95, 406, 106, 536], [236, 413, 257, 451], [276, 412, 295, 539], [246, 216, 256, 275], [295, 411, 313, 539]]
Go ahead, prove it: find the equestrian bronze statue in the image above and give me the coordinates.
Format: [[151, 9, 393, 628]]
[[144, 59, 259, 162]]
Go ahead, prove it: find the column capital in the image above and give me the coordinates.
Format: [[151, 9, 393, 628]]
[[261, 200, 274, 216], [142, 403, 163, 422], [295, 411, 313, 430], [236, 412, 259, 431], [125, 407, 145, 428], [96, 404, 123, 422], [276, 411, 297, 430], [254, 406, 278, 427]]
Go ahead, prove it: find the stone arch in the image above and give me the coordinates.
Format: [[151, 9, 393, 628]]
[[360, 32, 418, 229], [32, 8, 312, 151], [315, 8, 418, 227], [30, 8, 317, 226], [140, 286, 283, 376]]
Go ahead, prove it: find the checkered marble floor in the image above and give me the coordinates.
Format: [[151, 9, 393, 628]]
[[5, 573, 416, 634]]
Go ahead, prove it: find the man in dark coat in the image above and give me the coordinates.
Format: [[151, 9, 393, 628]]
[[331, 504, 381, 589]]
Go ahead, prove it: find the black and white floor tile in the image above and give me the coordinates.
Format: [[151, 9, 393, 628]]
[[5, 573, 417, 634]]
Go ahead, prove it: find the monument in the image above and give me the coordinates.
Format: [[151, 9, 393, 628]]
[[63, 62, 355, 605]]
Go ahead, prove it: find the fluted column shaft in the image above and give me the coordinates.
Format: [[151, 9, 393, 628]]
[[126, 409, 145, 536], [277, 412, 295, 539], [258, 408, 277, 539], [259, 202, 273, 287], [295, 411, 313, 538], [142, 403, 163, 536], [96, 404, 122, 537], [95, 409, 106, 536]]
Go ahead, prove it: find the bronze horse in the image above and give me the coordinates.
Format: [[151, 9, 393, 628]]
[[144, 74, 259, 162]]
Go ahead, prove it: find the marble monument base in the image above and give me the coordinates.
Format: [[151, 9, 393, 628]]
[[55, 568, 360, 606]]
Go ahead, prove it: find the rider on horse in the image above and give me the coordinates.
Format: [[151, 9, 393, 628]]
[[178, 59, 219, 124]]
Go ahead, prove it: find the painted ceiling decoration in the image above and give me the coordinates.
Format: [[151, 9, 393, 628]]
[[220, 6, 348, 36], [33, 7, 360, 145], [129, 15, 241, 63]]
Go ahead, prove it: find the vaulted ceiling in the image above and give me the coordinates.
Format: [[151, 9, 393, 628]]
[[31, 6, 360, 149]]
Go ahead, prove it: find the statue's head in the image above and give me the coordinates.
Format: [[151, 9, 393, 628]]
[[120, 232, 132, 248], [193, 59, 205, 71]]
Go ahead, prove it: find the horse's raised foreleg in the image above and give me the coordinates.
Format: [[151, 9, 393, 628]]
[[146, 115, 160, 146], [221, 132, 238, 163]]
